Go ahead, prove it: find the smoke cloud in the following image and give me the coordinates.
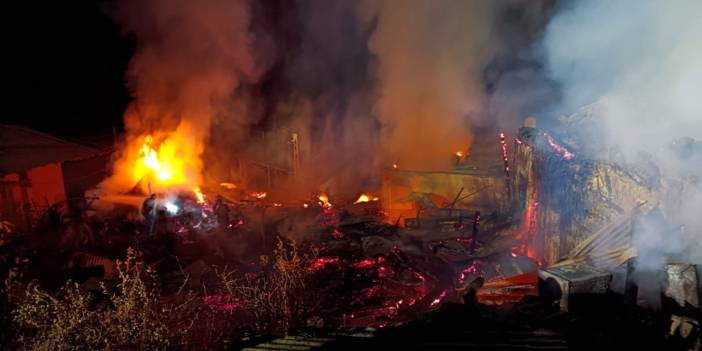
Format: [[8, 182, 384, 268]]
[[542, 1, 702, 275], [276, 0, 379, 196], [99, 0, 558, 198], [361, 0, 500, 170]]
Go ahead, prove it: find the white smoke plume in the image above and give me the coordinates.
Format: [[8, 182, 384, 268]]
[[542, 1, 702, 279]]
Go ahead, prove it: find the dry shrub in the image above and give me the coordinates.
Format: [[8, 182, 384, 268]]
[[7, 240, 320, 349], [218, 238, 318, 336], [10, 248, 191, 350]]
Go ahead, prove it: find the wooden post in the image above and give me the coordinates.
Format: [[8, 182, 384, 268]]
[[471, 211, 481, 254]]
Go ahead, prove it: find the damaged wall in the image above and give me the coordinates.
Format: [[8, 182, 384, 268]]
[[381, 168, 507, 226], [511, 126, 657, 265]]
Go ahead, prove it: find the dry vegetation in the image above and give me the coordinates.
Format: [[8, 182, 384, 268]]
[[3, 240, 317, 350], [218, 239, 318, 335]]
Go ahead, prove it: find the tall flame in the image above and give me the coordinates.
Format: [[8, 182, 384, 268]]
[[130, 133, 205, 199], [101, 121, 205, 200], [136, 136, 175, 182]]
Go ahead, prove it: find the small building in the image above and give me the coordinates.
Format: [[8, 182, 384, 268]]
[[0, 124, 109, 232], [380, 137, 509, 225]]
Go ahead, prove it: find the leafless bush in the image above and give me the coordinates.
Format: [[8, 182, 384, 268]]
[[9, 247, 213, 350], [218, 238, 318, 336]]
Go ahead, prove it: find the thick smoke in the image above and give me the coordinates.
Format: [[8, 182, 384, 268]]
[[360, 0, 556, 170], [99, 0, 558, 199], [542, 1, 702, 275], [199, 0, 379, 198], [101, 0, 264, 193], [483, 0, 558, 132], [275, 0, 378, 197], [361, 0, 500, 170]]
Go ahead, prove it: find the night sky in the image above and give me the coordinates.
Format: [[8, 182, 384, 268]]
[[1, 1, 131, 144]]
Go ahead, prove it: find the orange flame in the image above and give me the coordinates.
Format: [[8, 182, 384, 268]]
[[133, 134, 204, 199], [135, 135, 189, 186], [127, 132, 204, 201], [318, 193, 332, 208], [219, 182, 238, 190], [99, 117, 205, 202], [354, 193, 379, 204], [193, 187, 205, 203], [249, 191, 267, 199]]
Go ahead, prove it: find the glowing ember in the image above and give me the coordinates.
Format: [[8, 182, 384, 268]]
[[500, 132, 511, 194], [392, 163, 398, 169], [248, 191, 267, 199], [351, 256, 385, 269], [455, 151, 463, 157], [303, 203, 309, 208], [543, 132, 575, 160], [458, 259, 483, 284], [309, 257, 340, 271], [332, 229, 344, 238], [429, 290, 447, 308], [354, 193, 379, 204], [500, 133, 509, 172]]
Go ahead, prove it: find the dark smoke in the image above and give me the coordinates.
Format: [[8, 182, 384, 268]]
[[104, 0, 560, 197]]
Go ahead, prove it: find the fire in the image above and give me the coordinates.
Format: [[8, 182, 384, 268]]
[[455, 151, 463, 157], [429, 290, 447, 308], [126, 131, 204, 200], [318, 193, 332, 208], [137, 136, 174, 182], [500, 132, 511, 194], [193, 187, 205, 203], [543, 132, 575, 160], [248, 191, 267, 199], [219, 182, 237, 190], [354, 193, 379, 204]]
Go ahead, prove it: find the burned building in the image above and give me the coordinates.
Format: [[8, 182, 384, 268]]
[[0, 124, 109, 231], [509, 121, 658, 265]]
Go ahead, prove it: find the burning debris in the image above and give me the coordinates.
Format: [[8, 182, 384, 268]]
[[2, 0, 701, 349], [2, 113, 700, 349]]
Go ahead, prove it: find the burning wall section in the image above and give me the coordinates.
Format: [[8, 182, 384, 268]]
[[510, 126, 657, 265]]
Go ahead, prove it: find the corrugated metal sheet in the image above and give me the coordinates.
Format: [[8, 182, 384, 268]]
[[0, 124, 102, 174]]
